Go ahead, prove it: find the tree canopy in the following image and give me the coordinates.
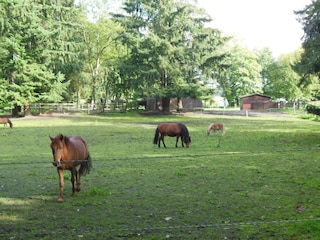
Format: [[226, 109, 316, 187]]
[[113, 0, 229, 111], [295, 0, 320, 86], [0, 0, 84, 115], [0, 0, 319, 115]]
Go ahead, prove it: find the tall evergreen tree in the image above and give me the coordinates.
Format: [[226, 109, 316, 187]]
[[0, 0, 84, 115], [295, 0, 320, 88], [114, 0, 228, 111]]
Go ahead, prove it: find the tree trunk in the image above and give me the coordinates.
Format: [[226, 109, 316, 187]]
[[12, 105, 21, 117], [162, 97, 170, 112], [24, 104, 31, 116], [176, 97, 181, 112]]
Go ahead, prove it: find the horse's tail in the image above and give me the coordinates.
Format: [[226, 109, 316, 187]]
[[153, 127, 159, 145], [221, 124, 225, 136], [82, 153, 92, 176], [7, 119, 12, 128]]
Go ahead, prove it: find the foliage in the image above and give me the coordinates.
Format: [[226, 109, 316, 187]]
[[306, 104, 320, 116], [81, 17, 125, 106], [264, 51, 303, 100], [265, 49, 319, 103], [294, 1, 320, 100], [0, 0, 319, 115], [295, 0, 320, 78], [113, 0, 228, 111], [0, 0, 84, 115], [215, 43, 263, 106]]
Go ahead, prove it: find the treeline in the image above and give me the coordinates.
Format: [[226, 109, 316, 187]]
[[0, 0, 320, 116]]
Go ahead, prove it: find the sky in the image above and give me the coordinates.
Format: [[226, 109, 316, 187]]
[[196, 0, 311, 57]]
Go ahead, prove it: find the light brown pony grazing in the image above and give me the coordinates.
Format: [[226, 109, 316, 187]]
[[50, 134, 92, 202], [207, 122, 225, 136], [207, 122, 225, 147], [0, 117, 13, 128]]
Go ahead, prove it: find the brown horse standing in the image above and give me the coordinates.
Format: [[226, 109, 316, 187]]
[[49, 134, 92, 202], [0, 117, 13, 128], [153, 123, 191, 148]]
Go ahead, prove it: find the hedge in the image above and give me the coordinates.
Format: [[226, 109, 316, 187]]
[[306, 104, 320, 116]]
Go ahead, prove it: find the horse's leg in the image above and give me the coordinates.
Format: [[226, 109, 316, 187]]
[[70, 168, 77, 195], [158, 135, 161, 148], [216, 136, 222, 147], [57, 168, 65, 202], [180, 136, 185, 147], [175, 136, 179, 148], [77, 165, 85, 192], [160, 135, 166, 148]]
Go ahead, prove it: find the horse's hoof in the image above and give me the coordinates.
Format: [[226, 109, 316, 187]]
[[57, 198, 64, 202], [76, 188, 81, 192]]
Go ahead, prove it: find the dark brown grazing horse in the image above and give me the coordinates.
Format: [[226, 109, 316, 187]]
[[153, 122, 191, 148], [0, 117, 13, 128], [49, 134, 92, 202]]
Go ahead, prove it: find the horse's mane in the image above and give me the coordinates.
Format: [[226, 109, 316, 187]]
[[55, 134, 70, 145], [58, 134, 88, 148], [178, 123, 190, 138], [207, 123, 214, 132]]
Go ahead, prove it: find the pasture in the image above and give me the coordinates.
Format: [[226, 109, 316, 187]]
[[0, 112, 319, 239]]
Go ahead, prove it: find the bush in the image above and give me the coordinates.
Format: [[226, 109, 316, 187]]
[[306, 104, 320, 116]]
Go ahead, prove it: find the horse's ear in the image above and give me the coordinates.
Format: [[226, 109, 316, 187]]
[[59, 134, 64, 141], [49, 136, 53, 141]]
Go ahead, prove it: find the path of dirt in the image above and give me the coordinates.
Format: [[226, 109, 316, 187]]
[[182, 109, 290, 118], [9, 109, 289, 121]]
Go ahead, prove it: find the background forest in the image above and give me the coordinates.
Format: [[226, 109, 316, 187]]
[[1, 0, 320, 116]]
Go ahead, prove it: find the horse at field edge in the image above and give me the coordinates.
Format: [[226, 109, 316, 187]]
[[207, 122, 225, 147], [207, 122, 225, 136], [153, 122, 191, 148], [0, 117, 13, 128], [49, 134, 92, 202]]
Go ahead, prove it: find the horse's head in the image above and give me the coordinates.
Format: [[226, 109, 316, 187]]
[[50, 134, 65, 167], [206, 129, 210, 136], [184, 136, 191, 148]]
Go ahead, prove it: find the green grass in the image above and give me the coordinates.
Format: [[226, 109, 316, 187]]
[[0, 112, 320, 239]]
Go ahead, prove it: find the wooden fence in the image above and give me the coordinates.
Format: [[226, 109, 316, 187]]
[[29, 101, 137, 115]]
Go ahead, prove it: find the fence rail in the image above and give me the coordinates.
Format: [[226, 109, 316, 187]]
[[30, 103, 95, 114], [29, 102, 135, 115]]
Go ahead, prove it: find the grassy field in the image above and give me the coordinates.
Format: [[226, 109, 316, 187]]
[[0, 111, 319, 239]]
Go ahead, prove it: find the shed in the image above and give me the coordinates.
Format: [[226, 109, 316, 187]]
[[240, 94, 278, 110], [146, 97, 202, 111]]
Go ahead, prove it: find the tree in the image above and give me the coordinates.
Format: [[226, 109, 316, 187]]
[[295, 1, 320, 82], [215, 43, 263, 106], [267, 54, 302, 100], [255, 48, 276, 94], [0, 0, 83, 116], [114, 0, 228, 111], [267, 50, 319, 105], [81, 18, 124, 108]]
